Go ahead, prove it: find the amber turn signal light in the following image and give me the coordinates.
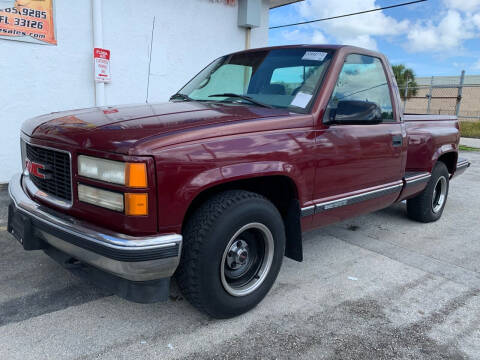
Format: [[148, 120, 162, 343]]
[[126, 163, 147, 188], [125, 193, 148, 216]]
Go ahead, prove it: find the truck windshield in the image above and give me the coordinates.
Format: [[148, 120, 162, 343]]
[[176, 48, 333, 112]]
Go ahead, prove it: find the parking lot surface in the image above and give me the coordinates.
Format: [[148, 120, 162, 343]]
[[0, 151, 479, 360]]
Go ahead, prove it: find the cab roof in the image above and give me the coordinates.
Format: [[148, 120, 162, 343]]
[[229, 44, 385, 60]]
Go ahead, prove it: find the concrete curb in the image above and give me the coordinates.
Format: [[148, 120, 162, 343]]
[[460, 137, 480, 148], [0, 183, 9, 226]]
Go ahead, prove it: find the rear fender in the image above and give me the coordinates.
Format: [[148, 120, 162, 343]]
[[431, 145, 457, 172]]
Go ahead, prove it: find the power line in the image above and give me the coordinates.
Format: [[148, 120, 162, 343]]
[[269, 0, 427, 30]]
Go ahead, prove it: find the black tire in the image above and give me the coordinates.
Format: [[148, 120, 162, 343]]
[[407, 162, 450, 223], [176, 190, 286, 319]]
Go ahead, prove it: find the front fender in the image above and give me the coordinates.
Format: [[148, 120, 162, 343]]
[[187, 161, 302, 193], [180, 160, 304, 212], [154, 129, 316, 233]]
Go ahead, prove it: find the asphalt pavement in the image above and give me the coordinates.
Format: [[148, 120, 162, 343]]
[[0, 151, 479, 360]]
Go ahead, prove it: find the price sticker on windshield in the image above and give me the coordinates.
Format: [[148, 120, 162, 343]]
[[302, 51, 327, 62], [291, 92, 313, 108]]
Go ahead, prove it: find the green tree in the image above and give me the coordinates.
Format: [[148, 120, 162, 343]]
[[392, 64, 418, 100]]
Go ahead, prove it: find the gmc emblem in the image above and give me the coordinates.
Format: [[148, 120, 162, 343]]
[[25, 159, 46, 179]]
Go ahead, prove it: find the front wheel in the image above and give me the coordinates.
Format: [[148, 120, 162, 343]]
[[407, 162, 450, 223], [176, 190, 285, 318]]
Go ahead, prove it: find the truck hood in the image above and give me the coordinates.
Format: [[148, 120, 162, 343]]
[[22, 101, 291, 154]]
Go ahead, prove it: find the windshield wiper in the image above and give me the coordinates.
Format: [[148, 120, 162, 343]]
[[208, 93, 273, 109], [170, 93, 193, 101]]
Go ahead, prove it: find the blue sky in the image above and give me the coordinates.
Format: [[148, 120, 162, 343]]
[[269, 0, 480, 77]]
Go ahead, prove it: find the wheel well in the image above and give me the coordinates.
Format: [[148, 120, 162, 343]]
[[182, 176, 303, 262], [437, 152, 457, 174]]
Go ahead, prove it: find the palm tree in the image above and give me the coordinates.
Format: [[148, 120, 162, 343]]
[[392, 64, 418, 100]]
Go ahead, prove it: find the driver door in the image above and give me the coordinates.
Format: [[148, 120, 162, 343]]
[[311, 54, 404, 227]]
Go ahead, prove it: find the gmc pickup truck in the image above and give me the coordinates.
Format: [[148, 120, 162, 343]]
[[8, 45, 470, 318]]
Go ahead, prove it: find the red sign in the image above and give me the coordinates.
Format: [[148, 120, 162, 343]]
[[94, 48, 111, 83], [103, 109, 118, 115]]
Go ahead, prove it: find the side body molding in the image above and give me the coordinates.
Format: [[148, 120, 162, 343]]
[[301, 181, 403, 217]]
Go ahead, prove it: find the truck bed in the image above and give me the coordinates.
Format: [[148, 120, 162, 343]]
[[404, 113, 460, 173]]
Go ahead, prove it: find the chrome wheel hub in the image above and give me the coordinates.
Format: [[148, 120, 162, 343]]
[[220, 223, 274, 297], [226, 239, 249, 270], [432, 176, 447, 213]]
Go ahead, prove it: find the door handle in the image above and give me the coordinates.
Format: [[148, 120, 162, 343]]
[[392, 135, 403, 147]]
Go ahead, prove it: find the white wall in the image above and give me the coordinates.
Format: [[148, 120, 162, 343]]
[[0, 0, 270, 183], [0, 0, 94, 183]]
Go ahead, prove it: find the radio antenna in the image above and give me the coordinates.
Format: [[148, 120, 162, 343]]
[[146, 16, 156, 103]]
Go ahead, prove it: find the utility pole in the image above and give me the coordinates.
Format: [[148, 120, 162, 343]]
[[427, 76, 433, 114], [92, 0, 105, 106], [403, 77, 409, 112]]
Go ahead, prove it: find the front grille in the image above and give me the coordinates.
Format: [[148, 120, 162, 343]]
[[25, 143, 72, 202]]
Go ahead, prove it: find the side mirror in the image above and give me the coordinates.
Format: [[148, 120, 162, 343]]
[[328, 100, 383, 125]]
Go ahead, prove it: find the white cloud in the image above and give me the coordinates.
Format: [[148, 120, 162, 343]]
[[443, 0, 480, 12], [278, 29, 314, 44], [338, 34, 378, 50], [405, 0, 480, 53], [311, 30, 328, 44], [278, 28, 329, 45], [473, 60, 480, 70], [296, 0, 409, 50], [473, 13, 480, 28], [273, 0, 480, 54], [406, 10, 478, 52]]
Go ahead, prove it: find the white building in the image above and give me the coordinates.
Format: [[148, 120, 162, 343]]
[[0, 0, 299, 184]]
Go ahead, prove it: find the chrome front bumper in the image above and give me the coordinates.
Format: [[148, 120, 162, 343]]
[[8, 173, 182, 282]]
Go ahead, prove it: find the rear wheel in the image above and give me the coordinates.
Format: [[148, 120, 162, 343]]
[[407, 162, 449, 223], [176, 190, 285, 318]]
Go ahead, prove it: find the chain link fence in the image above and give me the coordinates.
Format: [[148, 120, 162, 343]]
[[399, 72, 480, 121]]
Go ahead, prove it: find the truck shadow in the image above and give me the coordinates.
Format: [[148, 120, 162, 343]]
[[0, 199, 450, 328]]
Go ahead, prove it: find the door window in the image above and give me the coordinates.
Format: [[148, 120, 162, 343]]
[[326, 54, 394, 122]]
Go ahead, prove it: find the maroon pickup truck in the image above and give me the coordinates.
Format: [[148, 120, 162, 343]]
[[8, 45, 470, 318]]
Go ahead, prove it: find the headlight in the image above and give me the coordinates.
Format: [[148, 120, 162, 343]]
[[78, 155, 147, 187], [78, 184, 124, 212], [78, 155, 125, 185]]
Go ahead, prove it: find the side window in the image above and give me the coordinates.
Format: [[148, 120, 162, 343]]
[[270, 66, 317, 96], [326, 54, 394, 122]]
